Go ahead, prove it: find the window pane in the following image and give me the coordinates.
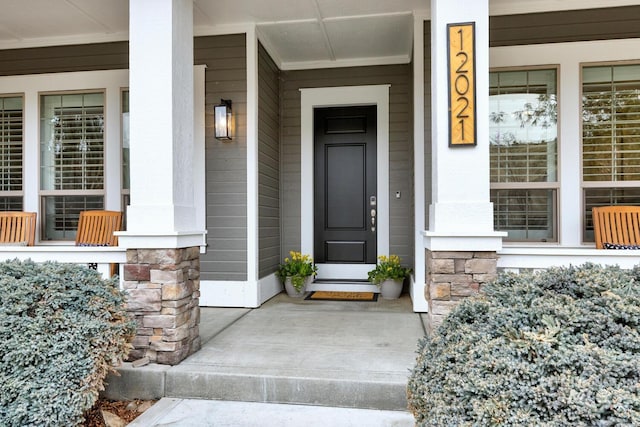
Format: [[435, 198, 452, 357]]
[[0, 96, 23, 194], [491, 189, 557, 242], [582, 64, 640, 242], [40, 93, 105, 191], [489, 68, 558, 242], [490, 69, 558, 183], [583, 188, 640, 242], [122, 90, 130, 190], [583, 64, 640, 182], [0, 196, 22, 211], [41, 195, 103, 241]]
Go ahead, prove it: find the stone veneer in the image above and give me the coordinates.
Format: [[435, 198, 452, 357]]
[[123, 247, 201, 365], [426, 250, 498, 331]]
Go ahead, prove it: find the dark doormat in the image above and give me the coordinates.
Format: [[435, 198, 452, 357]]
[[305, 291, 378, 301]]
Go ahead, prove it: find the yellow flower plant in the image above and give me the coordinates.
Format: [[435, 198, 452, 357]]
[[367, 255, 411, 285], [277, 251, 318, 291]]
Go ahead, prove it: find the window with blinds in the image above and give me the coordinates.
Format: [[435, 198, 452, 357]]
[[121, 90, 130, 230], [582, 63, 640, 242], [40, 92, 105, 240], [122, 90, 130, 191], [0, 96, 23, 211], [489, 68, 558, 242]]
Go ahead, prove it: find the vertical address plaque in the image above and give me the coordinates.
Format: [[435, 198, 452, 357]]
[[447, 22, 476, 146]]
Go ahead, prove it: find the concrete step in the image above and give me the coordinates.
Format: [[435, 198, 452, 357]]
[[308, 278, 379, 292], [312, 279, 371, 284], [104, 359, 409, 411], [164, 362, 409, 411], [104, 295, 426, 412]]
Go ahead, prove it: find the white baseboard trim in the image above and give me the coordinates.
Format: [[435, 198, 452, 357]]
[[316, 263, 375, 280], [199, 273, 283, 308], [410, 275, 429, 312]]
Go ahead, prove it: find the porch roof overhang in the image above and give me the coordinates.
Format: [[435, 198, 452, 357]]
[[0, 0, 638, 70]]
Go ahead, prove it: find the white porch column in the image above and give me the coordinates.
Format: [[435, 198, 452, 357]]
[[120, 0, 202, 365], [424, 0, 503, 327], [425, 0, 504, 251], [122, 0, 202, 249]]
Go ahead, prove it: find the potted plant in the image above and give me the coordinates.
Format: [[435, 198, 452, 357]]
[[367, 255, 411, 299], [277, 251, 318, 297]]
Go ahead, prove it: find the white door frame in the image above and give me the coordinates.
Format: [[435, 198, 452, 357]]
[[300, 85, 390, 280]]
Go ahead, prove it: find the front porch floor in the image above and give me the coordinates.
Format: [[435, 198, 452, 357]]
[[104, 293, 426, 415]]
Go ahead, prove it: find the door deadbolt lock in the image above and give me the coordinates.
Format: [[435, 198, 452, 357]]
[[370, 196, 377, 206]]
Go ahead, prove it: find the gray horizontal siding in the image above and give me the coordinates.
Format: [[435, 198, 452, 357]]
[[196, 34, 248, 282], [424, 21, 432, 229], [280, 64, 414, 267], [258, 43, 281, 279], [0, 35, 250, 282], [0, 42, 128, 76], [490, 6, 640, 46]]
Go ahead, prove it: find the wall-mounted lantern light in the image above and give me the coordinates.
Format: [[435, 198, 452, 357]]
[[214, 99, 233, 140]]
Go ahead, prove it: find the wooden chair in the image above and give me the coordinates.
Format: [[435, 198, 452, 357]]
[[0, 212, 36, 246], [592, 206, 640, 249], [75, 210, 123, 276], [75, 210, 122, 247]]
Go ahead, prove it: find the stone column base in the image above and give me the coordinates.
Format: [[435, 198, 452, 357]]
[[123, 247, 201, 365], [425, 250, 497, 331]]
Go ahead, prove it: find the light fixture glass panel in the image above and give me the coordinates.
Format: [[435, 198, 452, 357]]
[[214, 103, 232, 140]]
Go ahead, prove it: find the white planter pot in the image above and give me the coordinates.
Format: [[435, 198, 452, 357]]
[[284, 276, 311, 298], [379, 279, 403, 299]]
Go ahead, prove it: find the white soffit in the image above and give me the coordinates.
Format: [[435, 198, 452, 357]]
[[324, 13, 413, 61], [258, 12, 415, 70], [257, 21, 330, 64], [0, 0, 129, 49], [0, 0, 638, 68]]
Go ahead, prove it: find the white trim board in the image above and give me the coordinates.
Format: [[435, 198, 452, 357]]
[[316, 263, 374, 280], [194, 65, 208, 249], [412, 15, 428, 313], [300, 85, 390, 279], [246, 27, 260, 282], [199, 274, 282, 308]]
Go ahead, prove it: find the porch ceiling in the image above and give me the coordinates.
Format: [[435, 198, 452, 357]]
[[0, 0, 638, 69]]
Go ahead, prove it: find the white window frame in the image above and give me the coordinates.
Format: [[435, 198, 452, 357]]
[[489, 65, 560, 243], [0, 70, 128, 243], [39, 90, 107, 241], [580, 60, 640, 243], [491, 37, 640, 247], [0, 94, 25, 210]]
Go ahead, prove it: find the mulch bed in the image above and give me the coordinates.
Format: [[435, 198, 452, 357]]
[[83, 398, 156, 426]]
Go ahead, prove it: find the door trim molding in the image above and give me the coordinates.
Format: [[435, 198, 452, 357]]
[[300, 85, 390, 275]]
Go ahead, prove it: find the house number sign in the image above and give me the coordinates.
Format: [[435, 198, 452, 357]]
[[447, 22, 476, 146]]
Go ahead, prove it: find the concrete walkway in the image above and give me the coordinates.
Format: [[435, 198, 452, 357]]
[[128, 398, 415, 426], [105, 293, 427, 425]]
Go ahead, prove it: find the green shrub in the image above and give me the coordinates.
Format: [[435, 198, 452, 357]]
[[0, 260, 135, 427], [407, 263, 640, 426]]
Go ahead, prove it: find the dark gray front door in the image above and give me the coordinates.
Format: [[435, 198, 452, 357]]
[[314, 106, 377, 264]]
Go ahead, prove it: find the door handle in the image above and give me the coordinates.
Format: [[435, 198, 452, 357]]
[[370, 196, 377, 233], [370, 208, 376, 232]]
